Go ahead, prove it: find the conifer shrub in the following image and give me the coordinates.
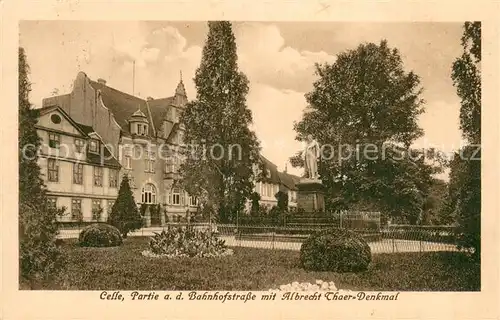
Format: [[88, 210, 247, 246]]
[[79, 223, 122, 247], [300, 228, 371, 272], [108, 175, 143, 238]]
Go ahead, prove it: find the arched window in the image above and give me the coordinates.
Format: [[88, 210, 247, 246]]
[[141, 183, 156, 204]]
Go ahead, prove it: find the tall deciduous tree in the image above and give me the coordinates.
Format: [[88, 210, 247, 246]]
[[293, 40, 442, 223], [19, 47, 65, 282], [179, 21, 260, 223], [108, 175, 143, 238], [448, 22, 481, 258]]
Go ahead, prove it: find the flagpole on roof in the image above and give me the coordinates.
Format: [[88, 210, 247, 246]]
[[132, 60, 136, 96]]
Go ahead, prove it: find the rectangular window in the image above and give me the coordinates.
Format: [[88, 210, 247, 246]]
[[144, 150, 155, 173], [108, 200, 115, 214], [74, 138, 85, 153], [47, 197, 57, 209], [109, 169, 118, 188], [71, 198, 82, 220], [73, 163, 83, 184], [48, 133, 60, 149], [47, 159, 59, 182], [165, 157, 173, 173], [127, 173, 136, 189], [124, 156, 131, 169], [92, 199, 102, 221], [150, 151, 156, 173], [93, 166, 103, 186], [89, 139, 99, 153], [189, 196, 197, 207], [172, 188, 181, 205]]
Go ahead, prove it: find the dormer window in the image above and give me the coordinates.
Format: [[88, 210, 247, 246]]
[[129, 108, 149, 137], [89, 139, 99, 153]]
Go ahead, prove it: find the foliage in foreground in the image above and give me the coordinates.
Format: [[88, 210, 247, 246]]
[[145, 227, 232, 258], [19, 47, 65, 281], [78, 223, 123, 247], [449, 21, 481, 260], [21, 237, 480, 291], [300, 228, 372, 272]]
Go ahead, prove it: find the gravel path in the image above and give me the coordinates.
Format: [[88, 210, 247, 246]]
[[58, 228, 458, 254]]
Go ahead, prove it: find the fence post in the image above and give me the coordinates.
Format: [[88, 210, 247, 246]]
[[392, 237, 395, 253], [272, 226, 275, 250], [238, 225, 241, 247]]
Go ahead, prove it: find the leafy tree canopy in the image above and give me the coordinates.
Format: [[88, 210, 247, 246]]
[[293, 40, 443, 223]]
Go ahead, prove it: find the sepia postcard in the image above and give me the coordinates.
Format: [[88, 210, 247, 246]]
[[1, 1, 499, 319]]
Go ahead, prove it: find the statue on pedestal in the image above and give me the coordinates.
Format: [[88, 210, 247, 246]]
[[303, 134, 320, 180]]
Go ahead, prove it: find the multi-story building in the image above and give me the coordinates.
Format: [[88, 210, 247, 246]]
[[36, 105, 121, 224], [41, 71, 197, 226], [39, 71, 301, 226], [278, 171, 300, 211], [250, 155, 300, 211]]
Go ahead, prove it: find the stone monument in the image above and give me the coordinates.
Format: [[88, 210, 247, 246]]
[[297, 134, 325, 212]]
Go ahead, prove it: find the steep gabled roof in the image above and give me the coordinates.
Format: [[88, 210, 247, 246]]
[[74, 122, 94, 136], [36, 106, 121, 169], [89, 80, 149, 131], [89, 80, 177, 137], [258, 154, 281, 184], [38, 105, 90, 137], [147, 97, 175, 132], [278, 171, 301, 191]]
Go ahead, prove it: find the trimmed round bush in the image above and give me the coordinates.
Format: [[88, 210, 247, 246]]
[[79, 223, 123, 247], [300, 228, 371, 272]]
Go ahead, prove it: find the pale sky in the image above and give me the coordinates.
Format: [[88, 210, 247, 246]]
[[20, 21, 466, 179]]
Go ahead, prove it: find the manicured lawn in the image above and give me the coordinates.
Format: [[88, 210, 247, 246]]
[[21, 237, 480, 291]]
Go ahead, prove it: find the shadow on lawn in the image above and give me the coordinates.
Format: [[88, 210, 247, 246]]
[[20, 237, 480, 291]]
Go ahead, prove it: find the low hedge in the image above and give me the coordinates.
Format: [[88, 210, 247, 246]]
[[300, 228, 372, 273], [79, 223, 123, 247]]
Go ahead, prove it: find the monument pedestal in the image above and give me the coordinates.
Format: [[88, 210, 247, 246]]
[[296, 178, 325, 213]]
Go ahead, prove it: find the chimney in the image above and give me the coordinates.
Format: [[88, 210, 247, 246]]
[[147, 96, 154, 101], [97, 78, 107, 85]]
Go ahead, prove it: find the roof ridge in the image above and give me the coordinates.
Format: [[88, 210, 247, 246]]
[[90, 79, 175, 104], [89, 79, 146, 102]]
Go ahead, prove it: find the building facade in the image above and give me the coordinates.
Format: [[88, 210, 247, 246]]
[[36, 105, 121, 224], [40, 71, 300, 226], [249, 155, 300, 211]]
